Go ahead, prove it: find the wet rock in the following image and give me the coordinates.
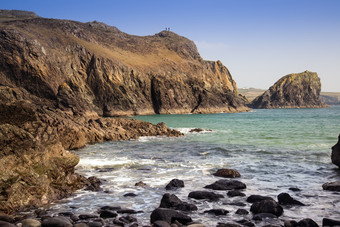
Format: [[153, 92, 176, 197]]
[[323, 218, 340, 226], [118, 215, 137, 224], [250, 200, 283, 217], [153, 220, 171, 227], [189, 128, 204, 133], [35, 209, 48, 218], [79, 214, 99, 219], [41, 216, 73, 227], [204, 209, 229, 216], [297, 218, 319, 227], [289, 187, 301, 192], [74, 224, 89, 227], [0, 215, 15, 223], [322, 181, 340, 192], [235, 209, 249, 215], [112, 219, 125, 226], [252, 213, 278, 220], [213, 169, 241, 178], [331, 134, 340, 168], [188, 191, 224, 201], [165, 179, 185, 190], [99, 210, 118, 218], [236, 219, 255, 227], [284, 220, 298, 227], [217, 223, 242, 227], [277, 193, 305, 206], [85, 176, 102, 191], [160, 193, 197, 211], [117, 209, 138, 214], [227, 190, 246, 197], [70, 215, 79, 222], [88, 222, 102, 227], [95, 167, 115, 172], [204, 179, 246, 190], [187, 223, 205, 227], [21, 218, 41, 227], [100, 206, 121, 211], [135, 181, 147, 187], [246, 195, 274, 203], [150, 208, 192, 225], [124, 193, 137, 197], [58, 212, 74, 217], [0, 221, 16, 227]]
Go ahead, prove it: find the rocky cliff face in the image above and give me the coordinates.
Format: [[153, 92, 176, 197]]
[[250, 71, 328, 109], [1, 11, 251, 213]]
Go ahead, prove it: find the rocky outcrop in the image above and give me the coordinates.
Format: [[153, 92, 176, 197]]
[[331, 134, 340, 168], [250, 71, 328, 109]]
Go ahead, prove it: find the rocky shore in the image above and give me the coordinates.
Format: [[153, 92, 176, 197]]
[[1, 166, 340, 227]]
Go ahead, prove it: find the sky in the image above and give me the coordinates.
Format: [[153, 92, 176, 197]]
[[2, 0, 340, 92]]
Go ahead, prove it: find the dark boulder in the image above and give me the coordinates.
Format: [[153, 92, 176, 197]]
[[252, 213, 278, 220], [0, 215, 15, 223], [227, 190, 246, 197], [322, 181, 340, 192], [79, 214, 99, 219], [297, 218, 319, 227], [203, 209, 229, 216], [331, 134, 340, 168], [118, 215, 137, 224], [165, 179, 184, 190], [0, 221, 16, 227], [100, 206, 121, 211], [41, 216, 73, 227], [188, 191, 224, 201], [289, 187, 301, 192], [204, 179, 246, 190], [160, 193, 197, 211], [235, 209, 249, 215], [99, 210, 117, 218], [246, 195, 274, 203], [123, 193, 137, 197], [213, 169, 241, 178], [236, 219, 255, 227], [277, 193, 305, 206], [150, 208, 192, 225], [284, 220, 298, 227], [250, 200, 283, 217], [153, 220, 171, 227], [116, 209, 138, 214], [323, 218, 340, 226]]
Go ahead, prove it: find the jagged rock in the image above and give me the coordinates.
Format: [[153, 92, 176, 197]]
[[150, 208, 192, 225], [84, 176, 102, 191], [331, 134, 340, 168], [277, 193, 305, 206], [250, 200, 283, 217], [188, 191, 224, 201], [135, 181, 147, 187], [250, 71, 328, 109], [322, 181, 340, 192], [159, 193, 197, 211], [205, 179, 246, 190], [165, 179, 184, 190], [203, 209, 229, 216], [213, 169, 241, 178], [246, 195, 274, 203], [323, 218, 340, 226]]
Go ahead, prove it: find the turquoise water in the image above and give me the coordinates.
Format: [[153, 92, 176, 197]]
[[50, 106, 340, 226]]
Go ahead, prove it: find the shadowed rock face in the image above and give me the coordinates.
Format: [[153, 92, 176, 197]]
[[250, 71, 328, 109]]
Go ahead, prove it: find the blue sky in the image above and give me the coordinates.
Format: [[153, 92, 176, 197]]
[[2, 0, 340, 91]]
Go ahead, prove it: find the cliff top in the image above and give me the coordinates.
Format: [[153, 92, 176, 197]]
[[271, 70, 318, 91]]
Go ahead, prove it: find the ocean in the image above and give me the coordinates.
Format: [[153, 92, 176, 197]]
[[49, 106, 340, 226]]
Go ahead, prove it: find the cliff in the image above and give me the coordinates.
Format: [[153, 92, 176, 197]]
[[250, 71, 328, 109], [0, 10, 249, 213]]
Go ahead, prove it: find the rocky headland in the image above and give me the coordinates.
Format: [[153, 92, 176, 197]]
[[250, 71, 328, 109], [0, 10, 249, 214]]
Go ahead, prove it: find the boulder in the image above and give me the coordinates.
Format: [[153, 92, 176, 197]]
[[74, 224, 89, 227], [79, 214, 99, 219], [297, 218, 319, 227], [252, 213, 278, 220], [250, 200, 283, 217], [0, 215, 15, 223], [331, 134, 340, 168], [322, 181, 340, 192], [0, 220, 16, 227], [84, 176, 102, 191], [236, 219, 255, 227], [99, 210, 117, 218], [323, 218, 340, 226], [284, 220, 298, 227], [227, 190, 246, 197], [203, 209, 229, 216], [246, 195, 274, 203], [235, 209, 249, 215], [153, 220, 171, 227], [41, 216, 73, 227], [213, 169, 241, 178], [150, 208, 192, 225], [165, 179, 185, 190], [159, 193, 197, 211], [123, 193, 137, 197], [277, 193, 305, 206], [21, 218, 42, 227], [116, 209, 138, 214], [204, 179, 246, 190], [188, 191, 224, 201]]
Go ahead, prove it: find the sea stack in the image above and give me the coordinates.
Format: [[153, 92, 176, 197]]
[[331, 134, 340, 168], [250, 71, 328, 109]]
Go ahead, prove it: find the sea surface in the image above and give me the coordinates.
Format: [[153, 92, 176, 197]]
[[50, 106, 340, 226]]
